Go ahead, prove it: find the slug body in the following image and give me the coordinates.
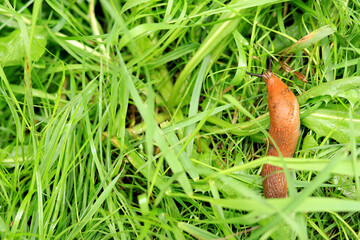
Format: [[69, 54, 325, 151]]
[[247, 58, 300, 198]]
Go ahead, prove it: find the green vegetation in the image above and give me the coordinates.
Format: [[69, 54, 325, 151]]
[[1, 0, 360, 239]]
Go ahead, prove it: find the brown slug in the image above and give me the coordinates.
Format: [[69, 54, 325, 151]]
[[247, 57, 300, 198]]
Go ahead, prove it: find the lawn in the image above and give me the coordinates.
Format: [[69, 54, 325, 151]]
[[1, 0, 360, 239]]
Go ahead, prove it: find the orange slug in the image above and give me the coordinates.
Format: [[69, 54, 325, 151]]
[[247, 57, 300, 198]]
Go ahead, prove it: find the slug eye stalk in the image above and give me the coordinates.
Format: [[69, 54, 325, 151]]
[[266, 56, 272, 73], [246, 56, 274, 81], [246, 72, 264, 78]]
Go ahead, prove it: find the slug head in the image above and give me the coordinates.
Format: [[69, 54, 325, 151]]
[[246, 56, 273, 82]]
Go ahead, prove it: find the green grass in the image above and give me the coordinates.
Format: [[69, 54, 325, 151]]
[[1, 0, 360, 239]]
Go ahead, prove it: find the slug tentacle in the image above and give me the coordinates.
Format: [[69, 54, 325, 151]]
[[266, 56, 272, 73], [247, 57, 300, 198], [246, 72, 264, 78]]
